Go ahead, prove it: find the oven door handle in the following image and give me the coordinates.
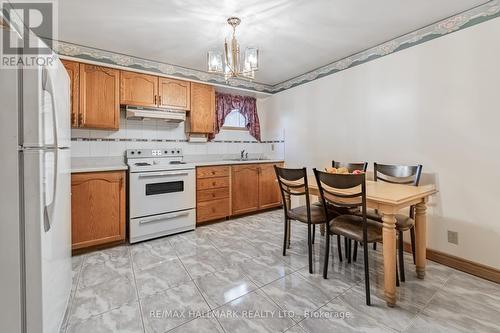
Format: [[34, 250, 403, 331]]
[[138, 172, 190, 178], [139, 211, 190, 224]]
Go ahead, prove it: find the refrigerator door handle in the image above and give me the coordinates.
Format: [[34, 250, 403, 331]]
[[43, 149, 58, 232], [42, 67, 59, 148]]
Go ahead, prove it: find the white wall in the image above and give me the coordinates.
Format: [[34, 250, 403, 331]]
[[259, 17, 500, 269]]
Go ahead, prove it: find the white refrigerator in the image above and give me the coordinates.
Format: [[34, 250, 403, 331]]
[[0, 35, 72, 333]]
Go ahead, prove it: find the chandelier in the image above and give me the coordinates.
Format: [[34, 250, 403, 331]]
[[207, 17, 259, 81]]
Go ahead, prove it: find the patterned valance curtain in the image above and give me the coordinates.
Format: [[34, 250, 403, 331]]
[[209, 92, 261, 142]]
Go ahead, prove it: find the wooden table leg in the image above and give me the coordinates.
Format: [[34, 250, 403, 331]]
[[381, 213, 397, 307], [415, 201, 427, 279]]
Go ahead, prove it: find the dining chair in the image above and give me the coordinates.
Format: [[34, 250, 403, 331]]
[[313, 168, 382, 305], [368, 163, 423, 282], [332, 161, 368, 263], [313, 161, 369, 262], [274, 166, 327, 274]]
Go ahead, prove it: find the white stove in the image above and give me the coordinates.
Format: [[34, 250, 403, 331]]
[[126, 148, 196, 243]]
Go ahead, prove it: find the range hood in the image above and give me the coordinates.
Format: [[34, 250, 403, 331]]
[[125, 105, 185, 123]]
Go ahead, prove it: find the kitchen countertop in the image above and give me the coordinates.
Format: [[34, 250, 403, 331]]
[[71, 156, 283, 173], [190, 159, 284, 167], [71, 157, 128, 173]]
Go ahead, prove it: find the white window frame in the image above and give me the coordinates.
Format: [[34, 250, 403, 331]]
[[222, 109, 248, 131]]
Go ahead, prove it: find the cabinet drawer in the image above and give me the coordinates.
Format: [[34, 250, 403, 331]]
[[197, 166, 230, 179], [130, 209, 195, 244], [197, 198, 230, 223], [197, 187, 229, 202], [197, 176, 229, 190]]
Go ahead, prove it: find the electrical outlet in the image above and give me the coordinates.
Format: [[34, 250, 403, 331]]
[[447, 230, 458, 245]]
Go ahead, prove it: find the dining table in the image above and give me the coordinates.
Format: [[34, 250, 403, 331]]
[[284, 176, 437, 307]]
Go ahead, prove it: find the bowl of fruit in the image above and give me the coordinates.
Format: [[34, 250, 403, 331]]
[[325, 167, 363, 175]]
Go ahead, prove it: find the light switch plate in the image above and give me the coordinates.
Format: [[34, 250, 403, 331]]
[[447, 230, 458, 245]]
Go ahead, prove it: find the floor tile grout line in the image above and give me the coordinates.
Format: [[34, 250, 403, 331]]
[[166, 236, 220, 332], [62, 254, 86, 332], [129, 247, 147, 333], [66, 249, 141, 329], [409, 270, 454, 323]]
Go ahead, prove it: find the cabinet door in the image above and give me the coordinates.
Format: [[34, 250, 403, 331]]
[[258, 163, 283, 209], [120, 71, 158, 107], [190, 83, 215, 133], [158, 77, 190, 110], [231, 165, 260, 215], [61, 60, 79, 128], [71, 171, 125, 250], [79, 64, 120, 130]]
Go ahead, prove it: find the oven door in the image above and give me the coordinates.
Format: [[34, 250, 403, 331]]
[[129, 168, 195, 218]]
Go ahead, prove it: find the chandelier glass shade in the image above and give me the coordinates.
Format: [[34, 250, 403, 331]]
[[207, 17, 259, 81]]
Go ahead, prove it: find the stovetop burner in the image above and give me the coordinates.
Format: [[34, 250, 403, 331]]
[[126, 148, 195, 172]]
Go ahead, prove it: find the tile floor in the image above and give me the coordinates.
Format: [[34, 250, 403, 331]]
[[61, 210, 500, 333]]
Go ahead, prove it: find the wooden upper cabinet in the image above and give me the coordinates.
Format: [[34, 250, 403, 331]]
[[61, 60, 80, 128], [258, 163, 283, 209], [231, 164, 260, 215], [71, 171, 126, 250], [190, 82, 215, 133], [120, 71, 158, 107], [79, 64, 120, 130], [158, 77, 191, 110]]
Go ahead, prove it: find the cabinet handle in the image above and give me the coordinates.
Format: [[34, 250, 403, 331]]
[[158, 95, 162, 106], [71, 113, 76, 126], [154, 95, 157, 105], [78, 113, 83, 127]]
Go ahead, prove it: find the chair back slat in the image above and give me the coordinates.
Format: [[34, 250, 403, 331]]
[[374, 163, 422, 186], [313, 169, 366, 212], [322, 189, 362, 207], [374, 163, 423, 218], [275, 167, 309, 197], [274, 166, 313, 221], [332, 161, 368, 173]]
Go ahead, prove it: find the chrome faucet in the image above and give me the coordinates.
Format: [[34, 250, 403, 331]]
[[240, 149, 246, 160]]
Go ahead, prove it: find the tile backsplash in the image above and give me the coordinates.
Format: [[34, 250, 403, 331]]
[[71, 112, 284, 159]]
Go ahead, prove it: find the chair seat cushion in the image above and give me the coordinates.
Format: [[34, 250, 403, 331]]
[[288, 205, 326, 224], [312, 201, 360, 216], [330, 215, 382, 243], [358, 210, 415, 231]]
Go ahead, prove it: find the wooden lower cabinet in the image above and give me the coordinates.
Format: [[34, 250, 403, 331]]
[[195, 163, 283, 224], [258, 163, 283, 209], [71, 171, 126, 250], [231, 164, 260, 215]]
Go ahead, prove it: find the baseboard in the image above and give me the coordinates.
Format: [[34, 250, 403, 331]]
[[403, 242, 500, 284]]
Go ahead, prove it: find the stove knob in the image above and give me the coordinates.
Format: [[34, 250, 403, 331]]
[[171, 150, 175, 154], [130, 151, 135, 155], [138, 151, 142, 155], [164, 150, 168, 154], [176, 150, 181, 154]]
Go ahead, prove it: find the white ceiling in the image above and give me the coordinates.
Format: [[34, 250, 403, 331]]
[[58, 0, 488, 86]]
